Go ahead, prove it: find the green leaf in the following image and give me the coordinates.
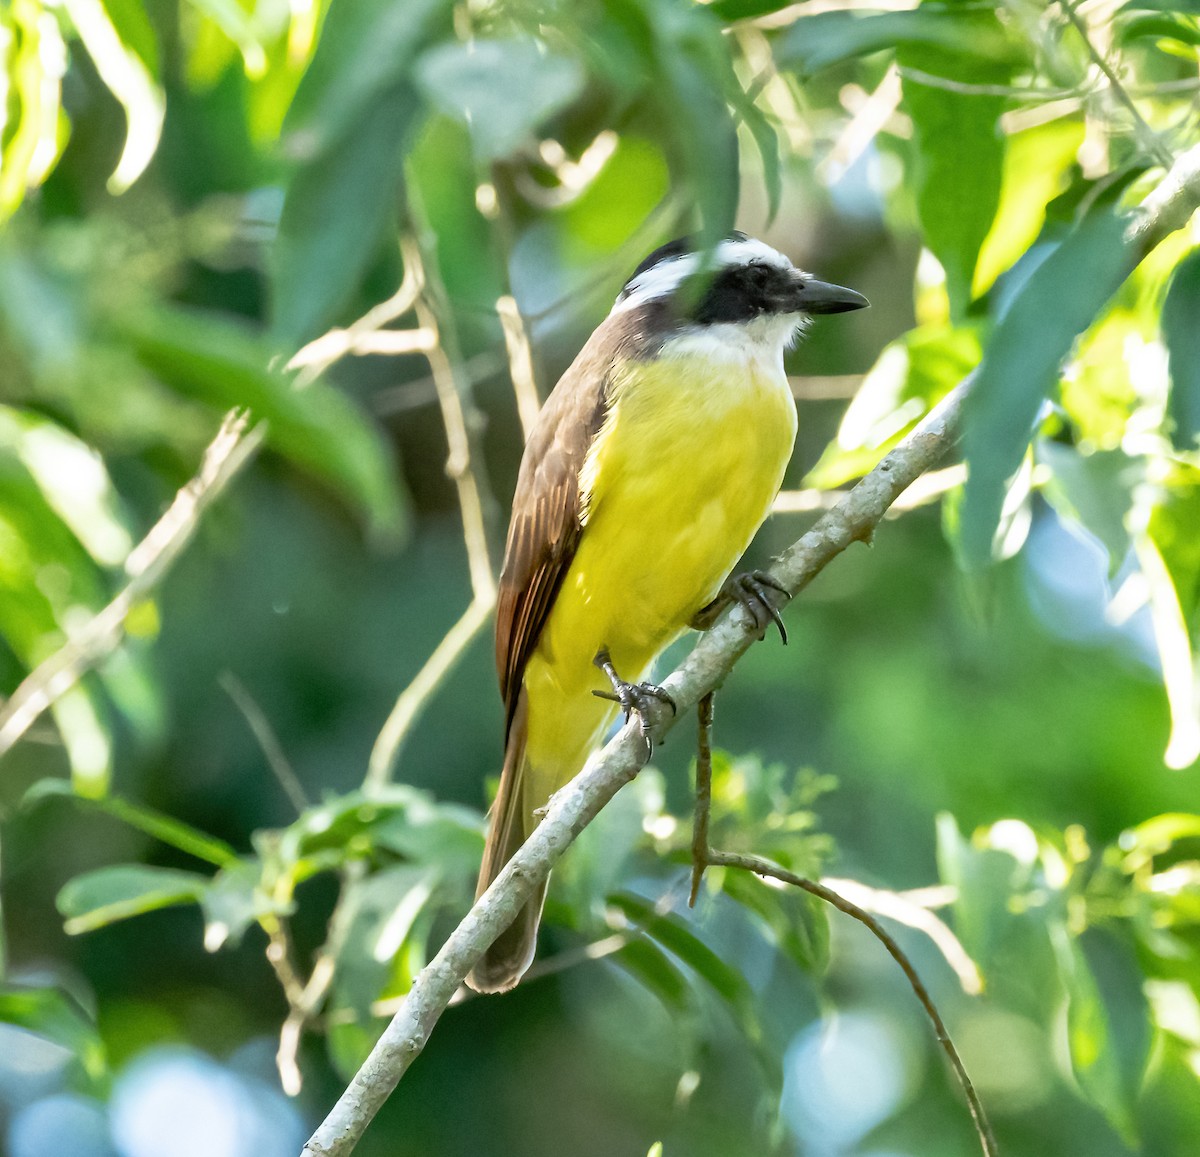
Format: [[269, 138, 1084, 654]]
[[116, 303, 405, 540], [66, 0, 165, 193], [646, 0, 739, 238], [960, 209, 1132, 568], [1050, 925, 1142, 1146], [1118, 12, 1200, 49], [774, 8, 1022, 76], [272, 87, 418, 349], [610, 893, 760, 1032], [22, 779, 238, 867], [615, 938, 692, 1010], [1162, 249, 1200, 451], [1038, 443, 1142, 571], [718, 869, 830, 974], [184, 0, 266, 75], [414, 38, 585, 162], [57, 865, 208, 934], [974, 118, 1087, 298], [200, 859, 283, 950], [807, 325, 982, 489], [282, 0, 449, 160], [737, 98, 782, 225], [707, 0, 795, 19], [0, 985, 106, 1083], [899, 54, 1007, 315]]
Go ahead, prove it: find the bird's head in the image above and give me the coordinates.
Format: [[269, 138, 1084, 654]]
[[612, 231, 868, 354]]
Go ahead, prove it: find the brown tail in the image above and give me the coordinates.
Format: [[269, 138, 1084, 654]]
[[466, 693, 546, 994]]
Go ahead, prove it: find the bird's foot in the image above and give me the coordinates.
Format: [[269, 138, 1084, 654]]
[[690, 570, 790, 644], [592, 647, 676, 755]]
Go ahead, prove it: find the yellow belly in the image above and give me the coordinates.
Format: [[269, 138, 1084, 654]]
[[518, 350, 797, 818]]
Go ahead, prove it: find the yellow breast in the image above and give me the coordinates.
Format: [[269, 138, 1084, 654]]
[[521, 343, 797, 808]]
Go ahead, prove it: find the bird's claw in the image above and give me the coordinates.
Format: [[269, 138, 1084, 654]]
[[691, 570, 790, 644], [592, 647, 676, 757]]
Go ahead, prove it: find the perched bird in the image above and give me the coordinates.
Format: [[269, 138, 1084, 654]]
[[468, 232, 867, 993]]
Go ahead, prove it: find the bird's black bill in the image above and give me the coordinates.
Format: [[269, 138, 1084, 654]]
[[790, 277, 869, 314]]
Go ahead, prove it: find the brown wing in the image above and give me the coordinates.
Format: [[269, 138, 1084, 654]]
[[495, 351, 608, 739], [495, 305, 666, 738]]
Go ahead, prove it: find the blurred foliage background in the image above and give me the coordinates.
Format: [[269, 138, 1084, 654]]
[[2, 0, 1200, 1155]]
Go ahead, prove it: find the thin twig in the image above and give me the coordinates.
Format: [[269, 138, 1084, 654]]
[[219, 671, 309, 815], [496, 295, 542, 439], [0, 411, 263, 760], [687, 696, 992, 1153], [277, 860, 367, 1096], [819, 65, 903, 186], [689, 694, 715, 908], [364, 242, 499, 794], [718, 854, 999, 1153], [405, 240, 496, 603], [365, 595, 495, 793], [287, 262, 427, 381], [1059, 0, 1175, 170]]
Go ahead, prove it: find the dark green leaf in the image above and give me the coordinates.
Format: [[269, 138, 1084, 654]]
[[774, 9, 1022, 76], [1118, 12, 1200, 48], [282, 0, 450, 160], [647, 1, 739, 238], [23, 779, 238, 868], [0, 985, 106, 1082], [414, 38, 584, 162], [707, 0, 796, 20], [272, 88, 418, 351], [737, 99, 782, 225], [960, 210, 1132, 567], [57, 865, 208, 934], [1050, 925, 1142, 1146], [1163, 249, 1200, 451], [615, 938, 692, 1010], [117, 303, 405, 539], [610, 893, 759, 1030]]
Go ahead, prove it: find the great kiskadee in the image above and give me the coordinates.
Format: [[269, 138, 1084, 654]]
[[468, 232, 868, 993]]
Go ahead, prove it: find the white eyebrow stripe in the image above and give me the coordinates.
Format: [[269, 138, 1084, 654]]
[[610, 237, 793, 315]]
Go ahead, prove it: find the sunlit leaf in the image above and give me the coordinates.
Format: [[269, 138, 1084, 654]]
[[0, 0, 67, 219], [807, 325, 981, 489], [975, 119, 1086, 298], [415, 38, 584, 162], [0, 985, 106, 1083], [116, 303, 406, 539], [1135, 535, 1200, 770], [57, 864, 208, 934], [62, 0, 164, 192], [184, 0, 266, 76], [1162, 249, 1200, 451], [0, 406, 133, 566], [960, 209, 1131, 567]]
